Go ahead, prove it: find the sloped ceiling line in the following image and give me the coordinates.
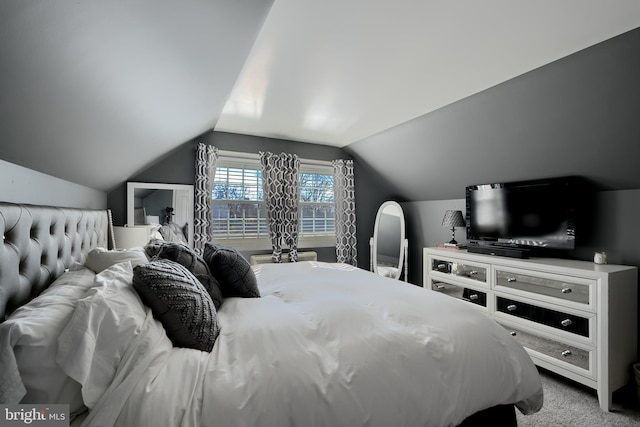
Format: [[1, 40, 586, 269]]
[[0, 0, 639, 192]]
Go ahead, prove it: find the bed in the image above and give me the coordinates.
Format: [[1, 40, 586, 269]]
[[0, 202, 543, 426]]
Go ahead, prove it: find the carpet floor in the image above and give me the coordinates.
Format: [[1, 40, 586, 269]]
[[516, 368, 640, 427]]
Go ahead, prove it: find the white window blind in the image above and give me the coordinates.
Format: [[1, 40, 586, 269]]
[[212, 152, 335, 249]]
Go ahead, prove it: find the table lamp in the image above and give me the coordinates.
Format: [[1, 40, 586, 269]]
[[442, 210, 466, 245]]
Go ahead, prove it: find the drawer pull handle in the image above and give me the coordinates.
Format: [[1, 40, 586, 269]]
[[434, 283, 445, 290], [561, 350, 572, 357], [469, 270, 478, 275], [561, 319, 573, 327], [561, 288, 572, 294], [437, 263, 447, 270], [507, 277, 517, 283], [469, 294, 479, 301], [507, 304, 517, 312], [510, 331, 517, 336]]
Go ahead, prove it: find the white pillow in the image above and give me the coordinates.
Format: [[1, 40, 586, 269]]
[[56, 262, 154, 408], [84, 247, 148, 273], [0, 266, 97, 419]]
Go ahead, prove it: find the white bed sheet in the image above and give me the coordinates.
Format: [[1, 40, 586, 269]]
[[69, 261, 542, 427]]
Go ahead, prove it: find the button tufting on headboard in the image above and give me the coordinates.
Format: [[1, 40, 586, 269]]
[[0, 202, 113, 321]]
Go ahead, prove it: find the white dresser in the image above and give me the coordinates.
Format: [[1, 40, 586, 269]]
[[423, 247, 638, 411]]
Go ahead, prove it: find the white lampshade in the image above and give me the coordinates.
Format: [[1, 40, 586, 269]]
[[145, 215, 160, 225], [113, 226, 151, 249]]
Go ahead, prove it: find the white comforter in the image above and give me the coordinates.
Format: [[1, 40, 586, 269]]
[[62, 261, 542, 427]]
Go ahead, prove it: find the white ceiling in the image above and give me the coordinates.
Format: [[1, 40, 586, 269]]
[[216, 0, 640, 146], [1, 1, 639, 191]]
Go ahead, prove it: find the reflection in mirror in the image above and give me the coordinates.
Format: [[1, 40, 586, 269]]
[[127, 182, 194, 247], [370, 201, 408, 281]]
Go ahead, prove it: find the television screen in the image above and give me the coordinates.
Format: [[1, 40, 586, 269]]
[[466, 177, 577, 251]]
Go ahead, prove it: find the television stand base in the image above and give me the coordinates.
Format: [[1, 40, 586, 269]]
[[467, 244, 530, 259]]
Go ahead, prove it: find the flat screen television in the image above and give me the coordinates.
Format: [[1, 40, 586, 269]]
[[466, 177, 579, 257]]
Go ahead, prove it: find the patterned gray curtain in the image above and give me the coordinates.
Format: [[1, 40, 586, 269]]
[[194, 143, 218, 255], [260, 152, 300, 262], [333, 159, 357, 266]]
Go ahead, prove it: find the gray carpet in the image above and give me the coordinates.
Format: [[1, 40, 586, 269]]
[[516, 369, 640, 427]]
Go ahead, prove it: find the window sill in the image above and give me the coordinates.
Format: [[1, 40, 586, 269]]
[[212, 236, 336, 251]]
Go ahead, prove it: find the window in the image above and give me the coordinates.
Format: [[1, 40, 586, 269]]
[[212, 164, 268, 239], [299, 171, 335, 235], [211, 153, 335, 249]]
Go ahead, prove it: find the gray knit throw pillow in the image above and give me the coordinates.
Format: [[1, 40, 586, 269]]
[[145, 239, 223, 309], [203, 243, 260, 298], [133, 259, 220, 352]]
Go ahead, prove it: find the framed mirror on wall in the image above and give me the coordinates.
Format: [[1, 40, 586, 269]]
[[370, 201, 408, 281], [126, 182, 194, 247]]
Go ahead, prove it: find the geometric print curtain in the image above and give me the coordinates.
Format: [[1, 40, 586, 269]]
[[332, 159, 357, 266], [194, 143, 218, 255], [259, 151, 301, 263]]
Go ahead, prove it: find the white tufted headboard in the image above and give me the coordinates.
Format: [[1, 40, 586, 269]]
[[0, 202, 114, 320]]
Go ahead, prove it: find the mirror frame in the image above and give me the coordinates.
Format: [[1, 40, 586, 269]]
[[126, 182, 195, 247], [372, 200, 406, 280]]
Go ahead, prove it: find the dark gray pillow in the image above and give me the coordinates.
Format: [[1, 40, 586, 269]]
[[203, 243, 260, 298], [144, 240, 223, 309], [132, 259, 220, 352]]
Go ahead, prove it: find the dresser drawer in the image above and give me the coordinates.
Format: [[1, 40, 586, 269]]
[[496, 296, 590, 338], [495, 268, 592, 307], [430, 280, 487, 308], [500, 324, 592, 375], [430, 257, 488, 285], [424, 246, 638, 412]]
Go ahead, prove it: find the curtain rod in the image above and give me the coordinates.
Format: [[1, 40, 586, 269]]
[[217, 149, 335, 167]]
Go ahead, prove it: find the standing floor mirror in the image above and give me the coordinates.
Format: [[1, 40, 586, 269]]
[[370, 201, 408, 281]]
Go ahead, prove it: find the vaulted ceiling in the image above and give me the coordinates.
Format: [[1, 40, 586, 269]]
[[1, 1, 639, 192]]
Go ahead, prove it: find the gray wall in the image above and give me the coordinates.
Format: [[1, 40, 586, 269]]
[[403, 190, 640, 285], [107, 27, 640, 283], [347, 27, 640, 284], [0, 159, 106, 208], [107, 131, 352, 262], [346, 27, 640, 201]]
